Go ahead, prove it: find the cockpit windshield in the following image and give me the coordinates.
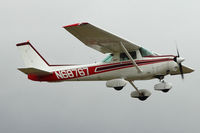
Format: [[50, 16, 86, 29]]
[[139, 47, 154, 57]]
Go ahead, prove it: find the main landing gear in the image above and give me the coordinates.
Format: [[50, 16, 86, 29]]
[[154, 76, 172, 93], [129, 81, 151, 101], [154, 80, 172, 93]]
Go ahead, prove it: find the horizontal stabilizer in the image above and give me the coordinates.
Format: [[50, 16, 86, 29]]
[[170, 65, 194, 75], [18, 68, 51, 76]]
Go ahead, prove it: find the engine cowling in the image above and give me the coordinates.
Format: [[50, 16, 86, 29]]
[[106, 79, 127, 90]]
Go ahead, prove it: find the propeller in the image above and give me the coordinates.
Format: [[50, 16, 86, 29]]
[[174, 46, 185, 79]]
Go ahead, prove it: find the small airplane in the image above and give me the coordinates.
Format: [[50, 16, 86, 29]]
[[17, 22, 194, 101]]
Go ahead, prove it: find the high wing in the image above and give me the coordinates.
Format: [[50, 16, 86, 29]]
[[63, 22, 140, 54]]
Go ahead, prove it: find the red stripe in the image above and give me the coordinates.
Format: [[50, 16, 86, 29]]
[[63, 22, 89, 28], [16, 41, 30, 46], [144, 55, 175, 58], [94, 58, 172, 73], [93, 58, 172, 69], [63, 23, 80, 28]]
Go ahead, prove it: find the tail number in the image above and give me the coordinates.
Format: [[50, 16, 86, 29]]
[[55, 68, 89, 79]]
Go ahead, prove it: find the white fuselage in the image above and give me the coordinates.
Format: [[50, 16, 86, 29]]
[[29, 56, 178, 82]]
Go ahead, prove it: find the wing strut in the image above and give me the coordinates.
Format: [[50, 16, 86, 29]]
[[120, 42, 142, 72]]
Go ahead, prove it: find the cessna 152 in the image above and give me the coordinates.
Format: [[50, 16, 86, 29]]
[[17, 22, 194, 101]]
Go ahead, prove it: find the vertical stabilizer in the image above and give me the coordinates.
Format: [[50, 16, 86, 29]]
[[16, 41, 49, 70]]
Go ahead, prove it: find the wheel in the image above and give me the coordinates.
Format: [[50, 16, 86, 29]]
[[131, 89, 151, 101], [138, 93, 149, 101], [162, 89, 170, 93], [138, 96, 149, 101], [114, 86, 123, 91]]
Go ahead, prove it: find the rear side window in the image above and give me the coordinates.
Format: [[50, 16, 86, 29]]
[[102, 54, 113, 63]]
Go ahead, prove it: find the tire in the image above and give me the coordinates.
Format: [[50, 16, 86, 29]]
[[162, 89, 170, 93], [114, 86, 123, 91], [138, 96, 149, 101]]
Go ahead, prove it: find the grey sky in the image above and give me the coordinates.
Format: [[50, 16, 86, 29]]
[[0, 0, 199, 133]]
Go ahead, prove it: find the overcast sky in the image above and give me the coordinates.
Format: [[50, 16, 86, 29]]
[[0, 0, 200, 133]]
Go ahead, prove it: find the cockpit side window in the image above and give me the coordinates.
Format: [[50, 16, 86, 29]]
[[120, 51, 136, 61], [139, 47, 154, 57]]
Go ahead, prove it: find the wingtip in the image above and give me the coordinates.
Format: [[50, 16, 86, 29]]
[[190, 68, 195, 73], [62, 22, 89, 28]]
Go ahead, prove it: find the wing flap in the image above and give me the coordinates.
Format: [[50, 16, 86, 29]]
[[18, 68, 51, 76], [63, 23, 140, 54]]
